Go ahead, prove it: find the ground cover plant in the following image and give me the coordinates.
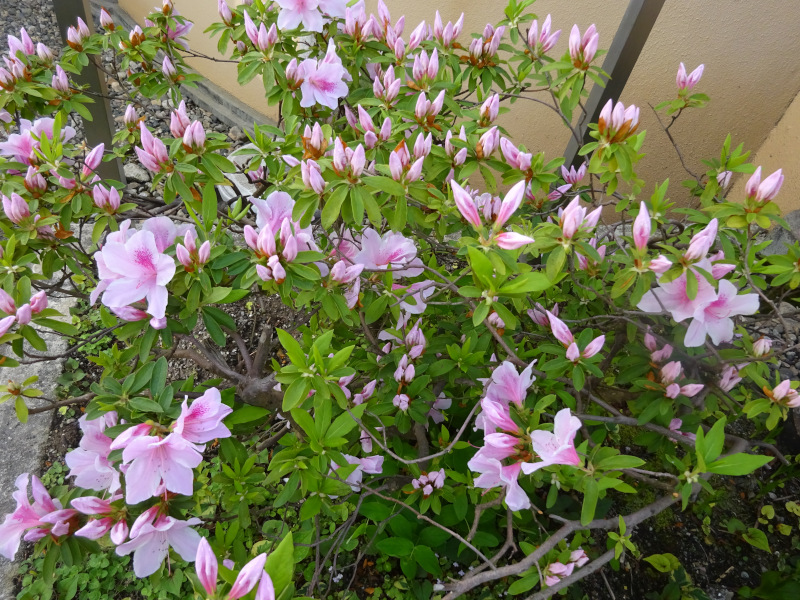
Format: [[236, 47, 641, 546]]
[[0, 0, 799, 598]]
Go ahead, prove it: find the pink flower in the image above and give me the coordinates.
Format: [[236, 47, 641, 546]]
[[745, 167, 784, 203], [467, 454, 529, 511], [570, 548, 590, 567], [393, 393, 410, 411], [0, 474, 73, 559], [544, 561, 575, 586], [648, 254, 672, 274], [72, 494, 127, 544], [116, 515, 201, 577], [170, 100, 191, 137], [354, 228, 422, 278], [637, 269, 717, 323], [120, 433, 203, 504], [480, 398, 519, 433], [561, 163, 586, 187], [521, 408, 582, 474], [275, 0, 323, 32], [298, 42, 348, 109], [94, 228, 176, 320], [65, 412, 120, 493], [528, 303, 557, 327], [484, 360, 537, 408], [173, 387, 232, 444], [683, 280, 759, 347], [676, 63, 704, 93]]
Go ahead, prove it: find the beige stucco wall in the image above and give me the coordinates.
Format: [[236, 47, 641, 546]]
[[119, 0, 800, 212], [729, 90, 800, 214]]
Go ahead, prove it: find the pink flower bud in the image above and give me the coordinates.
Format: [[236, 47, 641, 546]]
[[29, 291, 47, 314], [648, 254, 672, 273], [451, 181, 481, 229], [548, 311, 574, 346], [82, 143, 104, 179], [217, 0, 232, 25], [0, 289, 16, 314], [176, 244, 192, 268], [124, 104, 137, 128], [753, 337, 772, 357], [676, 63, 704, 93], [633, 202, 650, 251], [228, 554, 267, 600], [36, 43, 53, 64], [494, 180, 526, 229], [495, 231, 535, 250], [2, 193, 30, 224], [198, 241, 211, 265], [566, 342, 580, 362], [0, 315, 15, 336], [195, 538, 218, 596], [100, 8, 115, 30], [684, 219, 718, 261], [746, 166, 784, 203], [15, 303, 31, 325], [52, 65, 70, 93], [582, 335, 605, 359]]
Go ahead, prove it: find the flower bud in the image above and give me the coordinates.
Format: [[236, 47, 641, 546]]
[[100, 8, 115, 30], [752, 337, 772, 357]]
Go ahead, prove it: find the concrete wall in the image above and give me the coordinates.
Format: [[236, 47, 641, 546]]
[[117, 0, 800, 212]]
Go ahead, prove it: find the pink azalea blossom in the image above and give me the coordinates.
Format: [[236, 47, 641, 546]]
[[484, 360, 537, 408], [0, 473, 76, 559], [467, 454, 529, 511], [71, 494, 128, 544], [637, 269, 717, 323], [298, 41, 348, 109], [275, 0, 323, 32], [683, 280, 759, 347], [173, 387, 232, 444], [120, 433, 203, 504], [354, 228, 422, 277], [633, 202, 650, 251], [0, 117, 76, 166], [521, 409, 582, 474], [94, 228, 176, 320], [65, 412, 121, 493], [684, 219, 718, 261], [115, 514, 201, 577]]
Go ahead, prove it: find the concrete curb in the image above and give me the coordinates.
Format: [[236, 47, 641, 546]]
[[0, 295, 76, 600]]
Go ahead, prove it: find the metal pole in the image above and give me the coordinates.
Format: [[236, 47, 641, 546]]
[[53, 0, 126, 182], [563, 0, 666, 167]]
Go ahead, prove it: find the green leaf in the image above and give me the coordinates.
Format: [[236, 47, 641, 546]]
[[202, 182, 218, 231], [644, 553, 681, 573], [413, 545, 442, 577], [581, 478, 599, 525], [707, 453, 773, 476], [150, 357, 168, 397], [282, 379, 311, 412], [265, 532, 294, 595], [15, 396, 28, 423], [225, 405, 269, 427], [498, 272, 553, 295], [546, 246, 565, 281], [595, 454, 645, 470], [277, 329, 306, 366], [376, 537, 414, 557], [128, 397, 164, 414], [742, 528, 771, 552], [702, 417, 726, 464], [325, 404, 365, 442], [364, 175, 406, 197], [321, 185, 349, 229]]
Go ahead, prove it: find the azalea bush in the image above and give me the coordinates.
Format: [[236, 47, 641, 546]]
[[0, 0, 798, 598]]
